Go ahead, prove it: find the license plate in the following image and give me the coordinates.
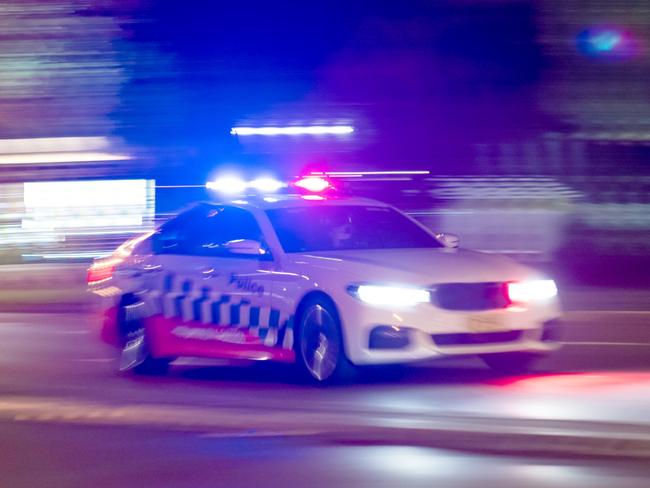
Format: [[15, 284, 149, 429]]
[[466, 315, 506, 333]]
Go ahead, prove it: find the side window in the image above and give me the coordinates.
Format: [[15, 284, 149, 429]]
[[156, 205, 209, 255], [191, 206, 263, 256], [157, 205, 265, 258]]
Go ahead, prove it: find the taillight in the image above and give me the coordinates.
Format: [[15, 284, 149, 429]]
[[87, 258, 121, 285]]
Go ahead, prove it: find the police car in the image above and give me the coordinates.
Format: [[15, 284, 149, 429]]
[[89, 176, 561, 382]]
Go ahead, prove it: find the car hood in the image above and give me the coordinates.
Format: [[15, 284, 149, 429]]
[[289, 248, 537, 285]]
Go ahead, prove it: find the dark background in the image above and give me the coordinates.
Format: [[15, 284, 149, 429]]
[[0, 0, 648, 278]]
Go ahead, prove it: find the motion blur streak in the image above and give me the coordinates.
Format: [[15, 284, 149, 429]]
[[495, 372, 650, 392], [230, 125, 354, 136], [0, 137, 131, 164], [1, 180, 155, 262], [314, 171, 431, 176], [0, 137, 112, 153], [0, 152, 131, 165]]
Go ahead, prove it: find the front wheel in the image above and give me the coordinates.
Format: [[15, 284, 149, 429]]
[[296, 298, 355, 383], [480, 352, 541, 375]]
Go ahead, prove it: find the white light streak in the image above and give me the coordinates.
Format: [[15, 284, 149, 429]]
[[231, 125, 354, 136], [24, 180, 149, 208], [0, 152, 131, 165], [312, 170, 430, 176], [22, 180, 154, 231], [0, 136, 111, 153], [23, 251, 114, 259]]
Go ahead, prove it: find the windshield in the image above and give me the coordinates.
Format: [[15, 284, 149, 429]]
[[266, 205, 443, 253]]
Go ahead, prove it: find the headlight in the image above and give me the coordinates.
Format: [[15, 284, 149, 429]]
[[348, 284, 431, 307], [506, 280, 558, 303]]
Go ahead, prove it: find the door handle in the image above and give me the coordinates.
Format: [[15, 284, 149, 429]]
[[142, 265, 162, 274], [198, 267, 219, 279], [115, 266, 161, 279]]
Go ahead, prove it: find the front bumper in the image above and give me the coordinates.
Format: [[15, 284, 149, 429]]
[[338, 294, 562, 365]]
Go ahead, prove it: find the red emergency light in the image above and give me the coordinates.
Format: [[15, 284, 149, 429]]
[[292, 176, 333, 193]]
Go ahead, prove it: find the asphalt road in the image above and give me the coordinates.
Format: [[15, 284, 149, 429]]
[[0, 310, 648, 414], [0, 307, 648, 487], [3, 421, 649, 488]]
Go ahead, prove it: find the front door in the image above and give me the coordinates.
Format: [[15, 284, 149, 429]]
[[145, 204, 288, 361]]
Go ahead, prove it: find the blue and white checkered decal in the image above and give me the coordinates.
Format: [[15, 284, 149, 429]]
[[140, 273, 294, 349]]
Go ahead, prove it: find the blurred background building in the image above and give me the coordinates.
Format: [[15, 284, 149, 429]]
[[0, 0, 648, 283]]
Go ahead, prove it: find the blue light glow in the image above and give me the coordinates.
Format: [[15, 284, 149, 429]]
[[206, 176, 247, 194], [576, 26, 638, 59], [206, 176, 285, 194]]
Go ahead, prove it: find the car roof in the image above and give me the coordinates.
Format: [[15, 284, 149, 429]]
[[202, 194, 392, 211]]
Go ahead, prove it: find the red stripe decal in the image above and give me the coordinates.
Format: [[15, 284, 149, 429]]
[[146, 315, 295, 363]]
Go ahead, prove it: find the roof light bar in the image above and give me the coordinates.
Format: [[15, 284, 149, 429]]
[[205, 175, 333, 196], [230, 126, 354, 136], [206, 176, 286, 194]]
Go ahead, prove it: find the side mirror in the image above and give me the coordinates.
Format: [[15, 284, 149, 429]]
[[224, 239, 269, 258], [436, 232, 460, 249]]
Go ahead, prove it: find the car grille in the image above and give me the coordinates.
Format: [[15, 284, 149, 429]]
[[431, 282, 509, 311], [432, 330, 522, 347]]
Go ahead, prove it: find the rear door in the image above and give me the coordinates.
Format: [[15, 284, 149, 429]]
[[145, 204, 283, 360]]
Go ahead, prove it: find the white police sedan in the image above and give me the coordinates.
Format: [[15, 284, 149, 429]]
[[89, 178, 561, 382]]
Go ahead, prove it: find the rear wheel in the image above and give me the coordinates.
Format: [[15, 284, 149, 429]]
[[296, 297, 354, 383], [481, 352, 540, 375], [117, 300, 170, 376]]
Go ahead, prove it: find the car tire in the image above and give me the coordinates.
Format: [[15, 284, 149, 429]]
[[117, 300, 171, 376], [480, 352, 540, 375], [295, 297, 355, 384]]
